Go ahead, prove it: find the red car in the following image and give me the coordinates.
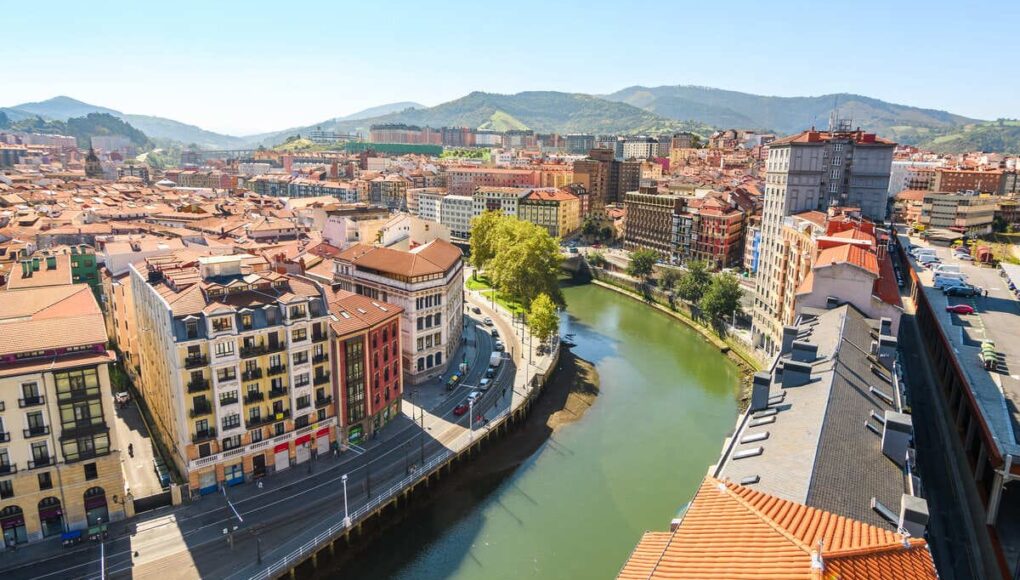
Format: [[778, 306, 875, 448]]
[[453, 403, 469, 416], [946, 304, 975, 315]]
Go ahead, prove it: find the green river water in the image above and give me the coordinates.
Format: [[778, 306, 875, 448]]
[[337, 283, 740, 579]]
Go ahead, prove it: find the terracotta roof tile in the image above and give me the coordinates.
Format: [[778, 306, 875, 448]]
[[617, 477, 936, 580]]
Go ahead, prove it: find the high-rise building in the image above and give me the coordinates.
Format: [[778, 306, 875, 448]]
[[752, 127, 895, 353], [564, 134, 595, 155], [622, 190, 684, 257], [131, 253, 336, 493], [0, 284, 127, 544]]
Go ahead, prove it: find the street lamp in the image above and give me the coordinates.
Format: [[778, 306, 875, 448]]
[[469, 397, 474, 443], [341, 474, 351, 527]]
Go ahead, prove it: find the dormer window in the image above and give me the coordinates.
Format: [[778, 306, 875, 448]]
[[241, 313, 253, 330], [289, 305, 307, 319], [212, 317, 233, 332], [186, 320, 199, 339]]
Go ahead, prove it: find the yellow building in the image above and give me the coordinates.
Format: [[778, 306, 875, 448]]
[[0, 283, 127, 546], [131, 252, 335, 493], [518, 187, 581, 238]]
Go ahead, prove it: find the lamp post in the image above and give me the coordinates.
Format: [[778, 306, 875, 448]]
[[469, 397, 474, 443], [341, 474, 350, 527]]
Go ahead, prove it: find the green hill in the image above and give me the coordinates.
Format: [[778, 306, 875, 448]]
[[603, 85, 979, 144], [918, 120, 1020, 154], [477, 110, 529, 131], [0, 112, 151, 149]]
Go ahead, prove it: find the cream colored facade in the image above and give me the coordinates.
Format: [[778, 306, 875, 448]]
[[131, 255, 336, 492], [753, 215, 822, 352], [518, 190, 581, 238]]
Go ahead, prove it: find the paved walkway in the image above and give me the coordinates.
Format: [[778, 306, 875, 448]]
[[112, 396, 164, 498]]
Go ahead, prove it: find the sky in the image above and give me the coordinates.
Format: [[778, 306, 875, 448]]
[[2, 0, 1017, 135]]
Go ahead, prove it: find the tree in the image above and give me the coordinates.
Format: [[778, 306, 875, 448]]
[[676, 260, 711, 303], [582, 218, 600, 239], [627, 248, 659, 279], [469, 210, 509, 273], [488, 219, 563, 307], [659, 267, 681, 290], [527, 293, 559, 343], [699, 273, 743, 324], [587, 251, 607, 268]]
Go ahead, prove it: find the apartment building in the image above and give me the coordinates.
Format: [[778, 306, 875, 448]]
[[439, 194, 476, 239], [288, 178, 361, 202], [369, 174, 410, 210], [325, 290, 403, 445], [752, 128, 895, 353], [622, 191, 684, 257], [932, 168, 1004, 194], [472, 187, 530, 219], [920, 192, 998, 235], [333, 239, 463, 385], [446, 167, 540, 196], [131, 253, 335, 493], [517, 188, 581, 238], [0, 284, 126, 546], [686, 195, 746, 269]]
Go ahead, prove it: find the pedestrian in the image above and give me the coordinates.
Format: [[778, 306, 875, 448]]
[[257, 480, 263, 490], [984, 288, 989, 297]]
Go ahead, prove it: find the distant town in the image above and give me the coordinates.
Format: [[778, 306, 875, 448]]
[[2, 110, 1020, 580]]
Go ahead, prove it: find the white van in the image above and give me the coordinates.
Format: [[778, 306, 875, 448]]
[[934, 273, 967, 289], [932, 264, 962, 275], [912, 248, 936, 258]]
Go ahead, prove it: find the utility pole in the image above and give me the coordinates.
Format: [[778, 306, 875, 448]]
[[418, 395, 425, 465], [341, 474, 351, 527], [469, 397, 474, 443]]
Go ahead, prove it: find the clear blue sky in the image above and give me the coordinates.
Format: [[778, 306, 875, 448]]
[[2, 0, 1016, 135]]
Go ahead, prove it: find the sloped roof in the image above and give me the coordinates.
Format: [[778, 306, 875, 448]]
[[0, 284, 107, 355], [814, 244, 879, 276], [618, 476, 936, 580], [338, 238, 461, 278]]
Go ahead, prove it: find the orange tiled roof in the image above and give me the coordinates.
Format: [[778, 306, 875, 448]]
[[617, 477, 936, 580], [814, 244, 879, 276]]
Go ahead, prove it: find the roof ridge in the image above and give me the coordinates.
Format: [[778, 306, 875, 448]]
[[826, 538, 927, 559], [712, 477, 816, 555]]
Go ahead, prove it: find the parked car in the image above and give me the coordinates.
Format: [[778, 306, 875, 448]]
[[453, 403, 469, 416], [467, 390, 482, 403], [485, 366, 496, 379], [494, 340, 505, 352], [472, 306, 482, 314], [490, 328, 499, 338], [956, 254, 974, 261], [944, 285, 981, 297], [946, 304, 975, 315], [483, 317, 493, 326], [480, 378, 492, 390]]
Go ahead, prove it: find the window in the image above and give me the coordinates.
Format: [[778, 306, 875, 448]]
[[292, 328, 307, 342], [30, 441, 49, 465], [222, 414, 240, 430], [216, 367, 237, 383], [222, 435, 241, 450], [82, 462, 98, 480], [293, 351, 309, 365], [21, 382, 40, 400], [220, 390, 238, 406], [38, 472, 52, 491], [61, 433, 109, 463], [195, 419, 209, 433], [60, 399, 103, 430], [295, 373, 310, 388], [0, 480, 12, 500], [186, 320, 199, 339], [289, 305, 307, 319], [240, 313, 253, 330], [297, 395, 311, 410], [250, 428, 263, 443], [212, 316, 233, 332], [215, 342, 235, 358]]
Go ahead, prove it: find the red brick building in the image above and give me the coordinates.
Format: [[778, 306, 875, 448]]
[[327, 289, 403, 446], [688, 195, 745, 268], [446, 167, 540, 195], [933, 168, 1004, 194]]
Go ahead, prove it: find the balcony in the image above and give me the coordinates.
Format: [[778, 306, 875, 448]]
[[315, 395, 333, 408], [240, 344, 267, 359], [24, 425, 50, 438], [184, 354, 209, 369], [313, 373, 331, 386], [292, 357, 310, 367], [220, 395, 239, 406], [267, 364, 287, 377], [291, 334, 308, 344], [266, 342, 287, 354], [187, 378, 210, 393], [242, 368, 264, 381], [0, 463, 15, 475], [19, 395, 45, 408], [312, 353, 328, 365], [244, 392, 265, 404], [192, 428, 217, 444], [246, 415, 270, 429], [28, 456, 55, 470], [268, 387, 288, 399], [312, 331, 327, 343], [296, 399, 311, 411], [190, 401, 212, 418], [56, 386, 101, 403], [271, 409, 291, 422]]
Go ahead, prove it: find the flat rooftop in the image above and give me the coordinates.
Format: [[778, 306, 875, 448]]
[[902, 234, 1020, 456]]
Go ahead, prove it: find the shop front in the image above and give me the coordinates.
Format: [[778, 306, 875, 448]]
[[38, 497, 64, 537], [315, 427, 330, 455], [1, 505, 27, 548], [224, 462, 244, 487], [197, 470, 218, 495], [84, 487, 109, 526], [273, 443, 290, 473]]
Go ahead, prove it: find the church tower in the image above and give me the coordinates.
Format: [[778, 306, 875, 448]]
[[85, 147, 104, 179]]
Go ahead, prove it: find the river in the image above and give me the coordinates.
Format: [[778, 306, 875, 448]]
[[333, 283, 740, 579]]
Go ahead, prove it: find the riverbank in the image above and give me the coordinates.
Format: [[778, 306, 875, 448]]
[[314, 349, 600, 578], [587, 278, 761, 409]]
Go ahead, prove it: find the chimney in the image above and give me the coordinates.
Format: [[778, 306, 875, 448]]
[[878, 335, 898, 369], [31, 257, 39, 272], [790, 341, 818, 363], [781, 360, 813, 388], [21, 259, 30, 278], [46, 256, 57, 270], [882, 411, 913, 467], [898, 494, 929, 539], [749, 372, 771, 412], [781, 326, 799, 355], [880, 317, 892, 335]]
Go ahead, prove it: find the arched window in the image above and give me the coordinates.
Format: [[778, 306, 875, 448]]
[[0, 505, 22, 518], [426, 354, 434, 368], [38, 497, 63, 537], [84, 487, 108, 527], [417, 358, 424, 371]]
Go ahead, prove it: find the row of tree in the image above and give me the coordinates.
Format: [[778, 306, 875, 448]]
[[611, 249, 743, 328], [469, 212, 563, 342]]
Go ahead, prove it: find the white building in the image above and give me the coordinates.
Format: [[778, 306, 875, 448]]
[[439, 195, 476, 239], [472, 187, 530, 219]]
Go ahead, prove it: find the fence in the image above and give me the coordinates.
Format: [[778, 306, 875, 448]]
[[133, 490, 172, 514], [248, 337, 558, 580]]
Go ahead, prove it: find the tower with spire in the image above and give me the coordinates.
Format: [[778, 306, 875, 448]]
[[84, 146, 103, 179]]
